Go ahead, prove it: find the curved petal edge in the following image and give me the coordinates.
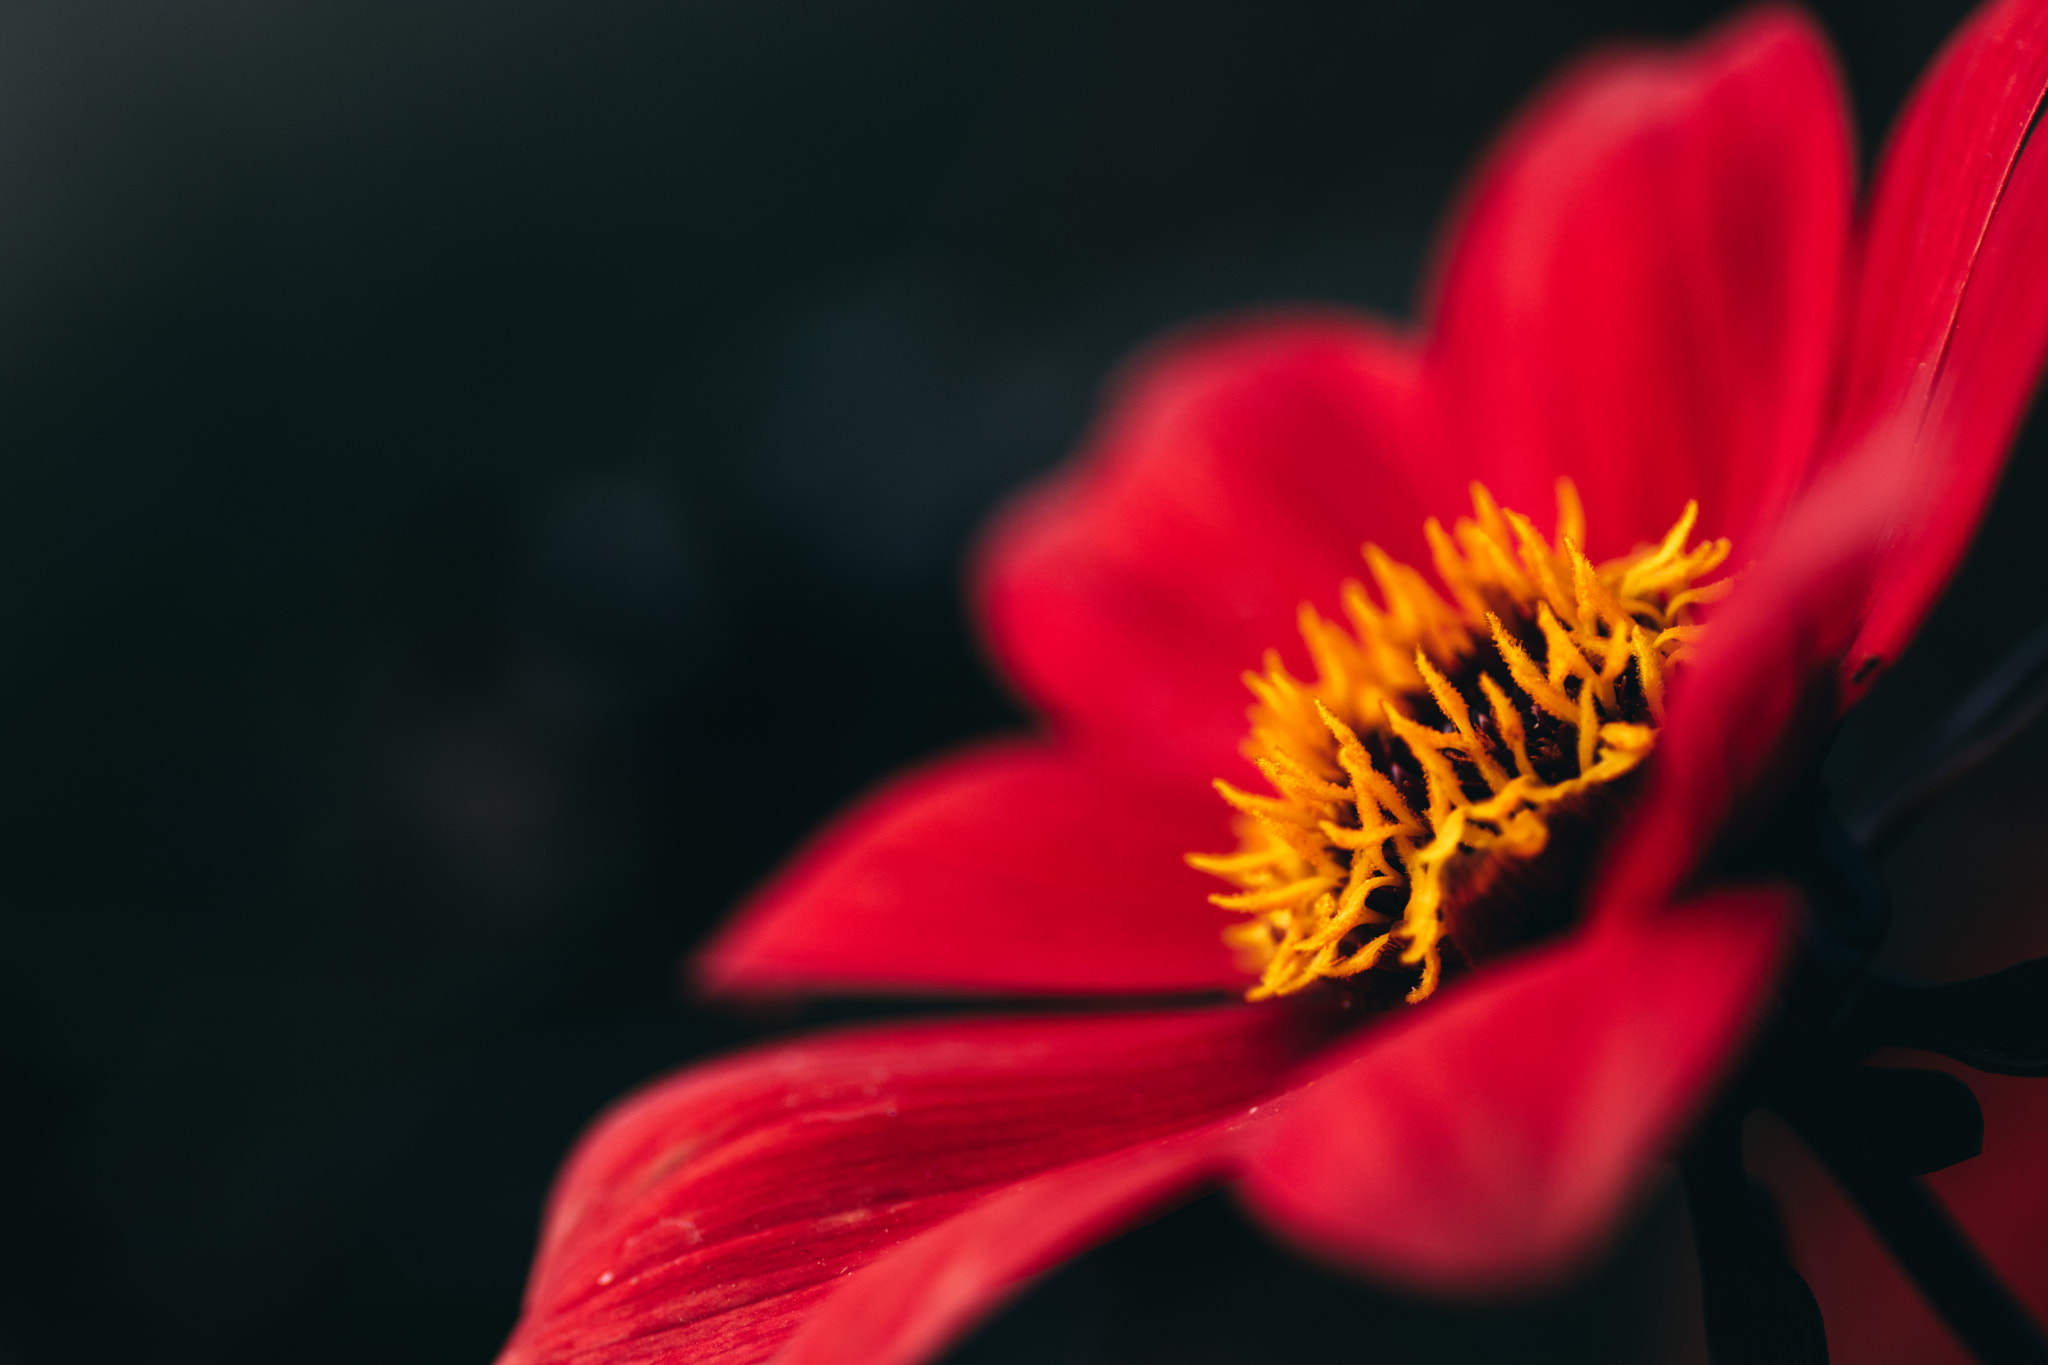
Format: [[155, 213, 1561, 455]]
[[696, 739, 1246, 998], [1239, 887, 1794, 1292]]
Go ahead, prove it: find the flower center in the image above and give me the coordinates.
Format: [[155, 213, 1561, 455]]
[[1190, 481, 1731, 1005]]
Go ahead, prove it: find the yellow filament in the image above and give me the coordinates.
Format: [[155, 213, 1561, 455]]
[[1194, 480, 1730, 1004]]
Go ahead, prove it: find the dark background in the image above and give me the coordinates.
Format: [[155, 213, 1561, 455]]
[[1, 2, 2037, 1362]]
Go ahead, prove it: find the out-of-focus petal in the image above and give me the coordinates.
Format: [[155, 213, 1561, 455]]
[[1850, 96, 2048, 668], [1239, 888, 1792, 1291], [1426, 7, 1851, 557], [496, 1007, 1316, 1365], [1593, 451, 1899, 921], [773, 1114, 1262, 1365], [1832, 0, 2048, 457], [696, 740, 1245, 998], [974, 315, 1447, 783]]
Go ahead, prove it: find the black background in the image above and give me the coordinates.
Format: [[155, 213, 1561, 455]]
[[1, 2, 2038, 1362]]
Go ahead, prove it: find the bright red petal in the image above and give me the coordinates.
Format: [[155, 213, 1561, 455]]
[[1426, 7, 1851, 556], [1832, 0, 2048, 463], [1239, 888, 1792, 1291], [974, 315, 1447, 783], [495, 1007, 1315, 1365], [1850, 92, 2048, 668], [695, 740, 1245, 998]]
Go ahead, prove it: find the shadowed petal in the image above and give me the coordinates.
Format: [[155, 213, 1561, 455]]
[[1239, 888, 1792, 1291], [1757, 798, 2048, 1365], [696, 740, 1245, 998], [1427, 7, 1851, 557], [496, 1008, 1318, 1365], [1593, 450, 1900, 920], [773, 1115, 1261, 1365], [974, 315, 1446, 783], [1757, 1065, 2048, 1365]]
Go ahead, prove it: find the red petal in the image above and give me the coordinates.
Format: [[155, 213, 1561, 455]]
[[1425, 8, 1851, 556], [1832, 0, 2048, 463], [1239, 889, 1792, 1291], [973, 315, 1448, 783], [1593, 453, 1899, 921], [1850, 77, 2048, 667], [695, 740, 1245, 998], [773, 1119, 1253, 1365], [496, 1007, 1314, 1365]]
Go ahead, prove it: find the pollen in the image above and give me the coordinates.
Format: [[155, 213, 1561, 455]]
[[1189, 480, 1731, 1005]]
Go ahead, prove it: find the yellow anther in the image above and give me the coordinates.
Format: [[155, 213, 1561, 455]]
[[1554, 477, 1586, 552], [1490, 613, 1579, 722], [1424, 516, 1489, 621], [1210, 876, 1340, 912], [1576, 681, 1599, 776], [1535, 602, 1601, 700], [1252, 751, 1350, 806], [1413, 651, 1512, 792], [1196, 483, 1730, 1005], [1664, 578, 1734, 621], [1504, 507, 1576, 623], [1474, 674, 1534, 783], [1380, 700, 1465, 827], [1632, 625, 1667, 725], [1599, 722, 1655, 755]]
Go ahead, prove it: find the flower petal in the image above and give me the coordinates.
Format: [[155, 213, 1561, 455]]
[[1593, 451, 1899, 919], [495, 1007, 1315, 1365], [695, 740, 1245, 998], [772, 1118, 1253, 1365], [1849, 72, 2048, 667], [1239, 888, 1793, 1291], [1833, 0, 2048, 462], [974, 315, 1447, 782], [1426, 7, 1851, 555]]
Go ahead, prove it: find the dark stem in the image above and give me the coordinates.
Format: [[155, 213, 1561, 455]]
[[1683, 1114, 1830, 1365], [1798, 1120, 2048, 1365]]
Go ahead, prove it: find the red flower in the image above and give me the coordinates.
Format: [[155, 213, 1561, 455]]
[[496, 5, 2048, 1363]]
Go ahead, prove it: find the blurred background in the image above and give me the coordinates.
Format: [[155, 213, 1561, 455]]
[[0, 1, 2039, 1361]]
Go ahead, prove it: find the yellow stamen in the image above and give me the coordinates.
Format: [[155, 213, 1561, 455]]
[[1192, 480, 1731, 1004]]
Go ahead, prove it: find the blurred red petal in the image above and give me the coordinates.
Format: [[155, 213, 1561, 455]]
[[1593, 451, 1901, 920], [974, 315, 1446, 783], [497, 1007, 1317, 1365], [1834, 0, 2048, 457], [773, 1114, 1260, 1365], [1239, 888, 1791, 1291], [1426, 7, 1851, 556], [696, 740, 1244, 998]]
